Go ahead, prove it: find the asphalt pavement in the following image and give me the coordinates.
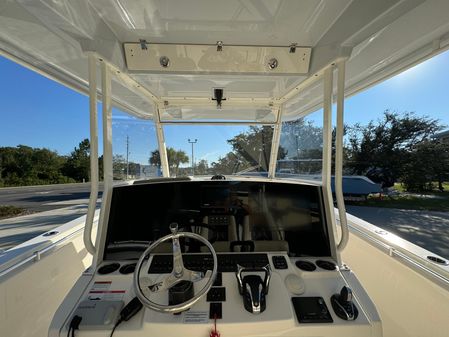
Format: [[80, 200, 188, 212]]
[[0, 183, 102, 251], [346, 205, 449, 260], [0, 183, 101, 212]]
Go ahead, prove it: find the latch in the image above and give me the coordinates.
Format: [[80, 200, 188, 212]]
[[139, 39, 148, 50]]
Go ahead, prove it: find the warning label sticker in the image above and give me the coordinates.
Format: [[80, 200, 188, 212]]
[[183, 311, 209, 324], [88, 281, 125, 301]]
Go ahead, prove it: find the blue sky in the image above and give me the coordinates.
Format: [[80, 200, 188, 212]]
[[1, 50, 449, 164]]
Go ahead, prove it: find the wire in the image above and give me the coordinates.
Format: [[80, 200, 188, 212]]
[[109, 318, 123, 337], [67, 315, 82, 337]]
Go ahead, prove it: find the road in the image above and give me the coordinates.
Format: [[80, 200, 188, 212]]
[[0, 183, 101, 212], [0, 183, 102, 251], [347, 206, 449, 260]]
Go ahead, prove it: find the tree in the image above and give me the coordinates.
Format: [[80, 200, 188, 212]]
[[281, 119, 323, 160], [195, 159, 209, 175], [227, 126, 287, 172], [346, 111, 442, 188], [0, 145, 73, 186], [401, 140, 449, 192], [62, 139, 91, 182], [210, 126, 287, 174], [211, 152, 249, 175], [149, 147, 189, 176]]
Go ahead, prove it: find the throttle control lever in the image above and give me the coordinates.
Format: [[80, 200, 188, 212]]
[[331, 286, 358, 321], [236, 264, 271, 314]]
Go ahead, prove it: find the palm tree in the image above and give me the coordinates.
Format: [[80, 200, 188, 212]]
[[149, 147, 189, 176]]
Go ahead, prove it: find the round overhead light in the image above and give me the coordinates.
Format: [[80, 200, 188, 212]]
[[268, 58, 278, 70], [160, 56, 170, 68]]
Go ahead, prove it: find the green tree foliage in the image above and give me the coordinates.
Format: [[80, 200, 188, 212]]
[[401, 140, 449, 192], [210, 152, 248, 175], [228, 126, 272, 171], [211, 126, 288, 174], [112, 154, 141, 180], [281, 119, 323, 160], [195, 159, 209, 175], [0, 145, 74, 186], [346, 111, 444, 191], [149, 147, 189, 176], [62, 139, 91, 182]]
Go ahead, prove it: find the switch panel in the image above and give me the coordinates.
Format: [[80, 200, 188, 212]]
[[291, 297, 333, 323]]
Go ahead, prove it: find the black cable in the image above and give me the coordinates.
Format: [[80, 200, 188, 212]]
[[109, 318, 123, 337], [67, 315, 82, 337], [110, 297, 143, 337]]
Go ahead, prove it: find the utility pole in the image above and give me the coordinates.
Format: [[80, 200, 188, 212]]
[[188, 138, 198, 175], [126, 135, 130, 180]]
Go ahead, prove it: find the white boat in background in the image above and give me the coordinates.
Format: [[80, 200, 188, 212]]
[[1, 1, 449, 337]]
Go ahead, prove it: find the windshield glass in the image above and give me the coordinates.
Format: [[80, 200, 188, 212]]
[[277, 110, 323, 181], [112, 110, 160, 180], [162, 125, 275, 177]]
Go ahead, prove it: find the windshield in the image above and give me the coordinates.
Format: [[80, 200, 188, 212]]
[[161, 112, 323, 180], [162, 125, 275, 177]]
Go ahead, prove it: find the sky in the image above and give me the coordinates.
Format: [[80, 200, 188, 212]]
[[1, 50, 449, 165]]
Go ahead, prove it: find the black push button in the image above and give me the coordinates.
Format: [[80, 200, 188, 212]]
[[272, 256, 288, 269], [207, 287, 226, 302]]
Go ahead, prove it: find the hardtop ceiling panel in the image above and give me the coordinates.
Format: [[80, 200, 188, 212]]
[[160, 107, 277, 123], [130, 73, 305, 99], [88, 0, 352, 46], [124, 43, 311, 75]]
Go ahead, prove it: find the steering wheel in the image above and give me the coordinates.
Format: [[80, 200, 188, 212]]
[[133, 223, 218, 313]]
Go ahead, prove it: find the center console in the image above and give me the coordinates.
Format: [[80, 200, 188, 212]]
[[51, 252, 381, 337], [49, 179, 381, 337]]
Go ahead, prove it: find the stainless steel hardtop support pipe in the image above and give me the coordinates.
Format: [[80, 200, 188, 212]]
[[322, 66, 339, 257], [83, 55, 115, 258], [83, 53, 98, 255], [94, 61, 114, 261], [335, 60, 349, 252]]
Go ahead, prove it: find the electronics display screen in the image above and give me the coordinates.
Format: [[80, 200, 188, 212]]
[[104, 180, 330, 259]]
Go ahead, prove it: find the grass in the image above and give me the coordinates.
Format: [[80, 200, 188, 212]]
[[0, 205, 26, 220], [348, 183, 449, 212]]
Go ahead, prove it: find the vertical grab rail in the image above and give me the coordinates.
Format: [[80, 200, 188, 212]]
[[83, 53, 99, 255], [93, 60, 114, 259], [322, 67, 339, 255], [335, 60, 349, 251]]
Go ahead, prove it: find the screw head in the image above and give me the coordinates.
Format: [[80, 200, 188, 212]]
[[160, 56, 170, 68], [268, 58, 278, 70]]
